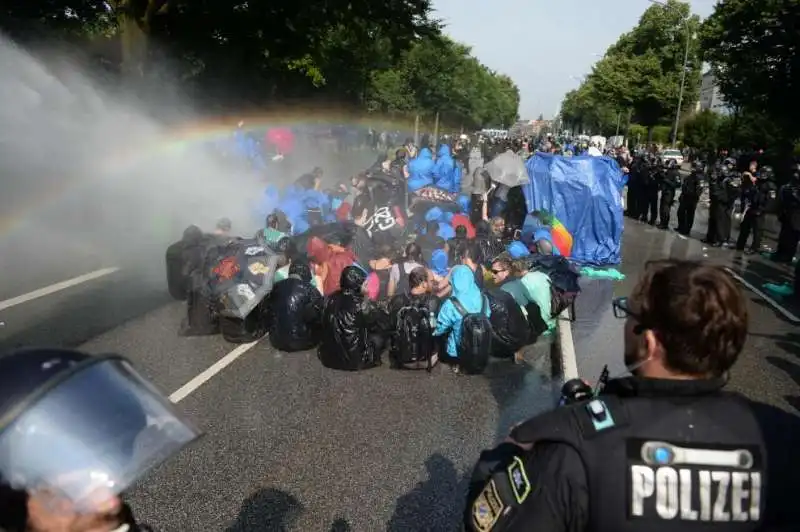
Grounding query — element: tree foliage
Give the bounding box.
[0,0,519,128]
[561,0,702,135]
[701,0,800,149]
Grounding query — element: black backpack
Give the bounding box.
[451,296,492,375]
[392,305,437,370]
[529,255,581,321]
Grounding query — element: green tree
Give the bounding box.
[565,0,702,140]
[701,0,800,168]
[682,110,720,153]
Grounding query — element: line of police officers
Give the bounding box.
[623,154,800,261]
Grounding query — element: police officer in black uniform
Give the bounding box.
[464,260,800,532]
[676,161,705,236]
[773,163,800,263]
[736,166,776,254]
[641,155,661,225]
[626,156,644,219]
[657,159,681,230]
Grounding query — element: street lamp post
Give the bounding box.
[649,0,691,147]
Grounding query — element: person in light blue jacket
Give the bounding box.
[433,144,460,193]
[434,265,491,360]
[407,147,435,192]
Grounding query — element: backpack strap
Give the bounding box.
[451,297,469,317]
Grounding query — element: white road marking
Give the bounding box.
[724,267,800,323]
[0,267,120,311]
[557,310,579,380]
[169,341,260,403]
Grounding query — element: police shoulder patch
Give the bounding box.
[472,478,505,532]
[507,456,531,503]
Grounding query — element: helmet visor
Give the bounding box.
[0,357,199,511]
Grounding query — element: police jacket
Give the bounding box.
[681,171,705,199]
[267,274,323,352]
[741,180,776,215]
[465,376,800,532]
[660,168,681,192]
[778,180,800,230]
[318,266,382,371]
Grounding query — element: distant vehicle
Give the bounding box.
[661,149,684,165]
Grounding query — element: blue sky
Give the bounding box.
[432,0,717,120]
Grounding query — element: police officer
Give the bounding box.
[464,260,800,532]
[773,163,800,263]
[657,159,681,230]
[0,347,197,531]
[676,161,705,236]
[736,165,776,253]
[640,155,660,225]
[705,161,739,247]
[626,156,644,219]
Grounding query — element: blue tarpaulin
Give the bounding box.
[522,154,625,265]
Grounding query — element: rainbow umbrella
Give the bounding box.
[538,210,573,257]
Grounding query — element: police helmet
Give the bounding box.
[0,348,199,511]
[760,165,774,180]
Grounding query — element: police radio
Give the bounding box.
[558,365,610,406]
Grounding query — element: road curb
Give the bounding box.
[551,309,579,380]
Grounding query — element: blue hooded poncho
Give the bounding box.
[407,147,434,192]
[434,265,491,357]
[433,144,460,193]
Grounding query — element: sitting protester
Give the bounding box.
[429,248,452,298]
[262,213,287,248]
[268,261,323,352]
[449,225,469,264]
[166,224,207,300]
[388,242,425,297]
[490,254,548,341]
[434,265,492,374]
[459,241,487,290]
[485,287,531,363]
[318,266,385,371]
[416,220,446,264]
[474,219,504,265]
[388,267,441,369]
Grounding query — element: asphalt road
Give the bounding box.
[2,188,800,531]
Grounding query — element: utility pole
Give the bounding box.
[414,114,420,147]
[672,22,691,147]
[614,111,622,137]
[433,112,440,147]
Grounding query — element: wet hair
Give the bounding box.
[491,255,513,273]
[461,241,481,263]
[631,260,748,377]
[266,213,279,229]
[454,225,467,239]
[404,242,423,264]
[408,267,429,290]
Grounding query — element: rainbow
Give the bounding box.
[0,109,421,239]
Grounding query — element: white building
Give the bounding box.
[697,71,730,114]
